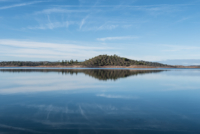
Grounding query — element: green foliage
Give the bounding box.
[81,55,169,67]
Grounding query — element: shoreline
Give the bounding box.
[0,65,200,69]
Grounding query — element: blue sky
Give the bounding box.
[0,0,200,65]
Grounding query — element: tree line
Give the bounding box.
[0,60,80,66]
[0,55,172,67]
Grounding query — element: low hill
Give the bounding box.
[82,55,170,67]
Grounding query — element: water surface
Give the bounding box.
[0,68,200,134]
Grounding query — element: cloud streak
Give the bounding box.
[79,16,89,29]
[0,1,43,10]
[28,21,73,30]
[97,36,139,41]
[0,39,115,60]
[34,8,89,15]
[163,45,200,52]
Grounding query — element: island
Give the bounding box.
[0,54,199,68]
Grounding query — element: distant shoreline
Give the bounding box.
[0,65,200,68]
[2,55,199,68]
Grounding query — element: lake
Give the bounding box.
[0,68,200,134]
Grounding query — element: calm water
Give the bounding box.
[0,68,200,134]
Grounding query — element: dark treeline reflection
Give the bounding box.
[0,69,164,80]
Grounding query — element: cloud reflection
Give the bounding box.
[96,94,139,99]
[0,69,164,94]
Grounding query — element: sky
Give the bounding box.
[0,0,200,65]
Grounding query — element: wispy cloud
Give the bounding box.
[79,16,89,29]
[80,24,119,31]
[97,24,118,30]
[28,13,76,30]
[163,45,200,52]
[79,19,85,29]
[0,39,109,50]
[126,4,187,16]
[0,1,43,10]
[28,21,73,30]
[0,0,15,2]
[176,17,191,23]
[97,36,139,41]
[0,39,115,60]
[34,8,88,15]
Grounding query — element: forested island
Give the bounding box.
[0,54,198,68]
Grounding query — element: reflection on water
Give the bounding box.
[0,68,200,134]
[0,69,164,80]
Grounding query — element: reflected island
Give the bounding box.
[0,69,164,81]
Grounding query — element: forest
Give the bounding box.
[0,54,171,67]
[82,55,170,67]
